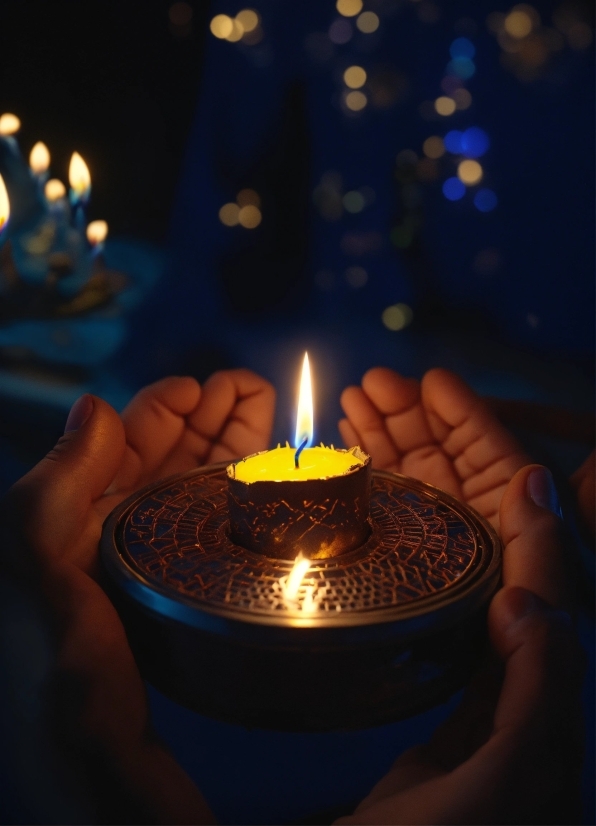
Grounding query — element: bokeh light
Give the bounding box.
[44,179,66,201]
[473,188,498,211]
[237,188,260,207]
[86,219,108,245]
[336,0,363,18]
[442,177,466,200]
[343,65,367,89]
[0,113,21,135]
[29,141,50,173]
[169,2,193,26]
[434,96,456,116]
[449,37,476,59]
[422,136,445,159]
[329,19,352,44]
[453,88,472,110]
[343,190,365,212]
[210,14,233,39]
[225,19,244,42]
[356,12,379,34]
[236,9,259,33]
[461,127,490,157]
[444,130,463,154]
[457,159,483,185]
[345,90,367,111]
[382,303,413,331]
[238,204,262,228]
[504,9,533,39]
[345,265,368,288]
[219,203,240,226]
[446,57,476,79]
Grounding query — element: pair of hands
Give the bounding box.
[2,367,585,823]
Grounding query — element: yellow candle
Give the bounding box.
[233,444,365,483]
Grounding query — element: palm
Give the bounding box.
[339,367,530,529]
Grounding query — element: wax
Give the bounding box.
[232,445,364,483]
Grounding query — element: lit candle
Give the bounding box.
[0,173,10,243]
[86,219,108,258]
[68,151,91,229]
[227,353,372,559]
[0,113,21,137]
[29,141,50,184]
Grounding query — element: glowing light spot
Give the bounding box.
[238,204,262,228]
[434,96,456,116]
[453,88,472,110]
[473,188,498,211]
[0,113,20,136]
[442,177,466,200]
[444,130,464,154]
[356,11,379,33]
[343,190,365,212]
[382,303,413,331]
[504,10,533,39]
[29,142,50,174]
[422,135,444,159]
[210,14,233,38]
[86,219,108,245]
[219,203,240,226]
[237,188,260,207]
[44,179,66,201]
[461,127,490,157]
[236,9,259,32]
[336,0,363,18]
[345,90,367,111]
[441,75,462,95]
[345,266,368,288]
[450,37,476,58]
[225,18,244,42]
[567,23,592,50]
[68,152,91,198]
[0,174,10,230]
[169,2,193,26]
[284,554,311,601]
[343,65,367,89]
[446,57,476,79]
[329,18,352,44]
[458,159,483,185]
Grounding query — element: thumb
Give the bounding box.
[4,394,126,574]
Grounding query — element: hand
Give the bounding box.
[336,465,584,825]
[339,367,530,530]
[1,369,274,823]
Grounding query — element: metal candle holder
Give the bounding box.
[101,463,501,732]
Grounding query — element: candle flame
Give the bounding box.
[44,178,66,201]
[68,152,91,197]
[30,141,50,174]
[0,174,10,230]
[295,352,314,448]
[284,554,311,601]
[0,113,21,136]
[86,219,108,245]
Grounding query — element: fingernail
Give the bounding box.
[64,394,93,433]
[527,466,562,517]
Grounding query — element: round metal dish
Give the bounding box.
[100,463,501,731]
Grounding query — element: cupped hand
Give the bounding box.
[336,465,584,825]
[340,367,530,530]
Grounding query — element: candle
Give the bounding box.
[86,219,108,258]
[68,151,91,229]
[0,173,10,242]
[227,353,372,559]
[29,141,50,183]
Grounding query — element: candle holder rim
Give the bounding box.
[226,444,371,482]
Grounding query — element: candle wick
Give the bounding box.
[294,438,308,469]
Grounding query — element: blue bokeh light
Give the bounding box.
[446,57,475,79]
[473,188,498,212]
[461,127,490,157]
[442,177,466,201]
[450,37,476,60]
[444,130,464,154]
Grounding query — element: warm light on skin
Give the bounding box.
[0,113,21,136]
[434,96,456,116]
[336,0,363,17]
[29,141,51,174]
[69,152,91,197]
[210,14,233,38]
[86,219,108,245]
[44,178,66,201]
[345,90,367,111]
[0,174,10,230]
[284,554,311,601]
[236,9,259,32]
[295,352,314,448]
[343,65,367,88]
[458,159,483,185]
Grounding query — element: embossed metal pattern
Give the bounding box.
[111,465,492,625]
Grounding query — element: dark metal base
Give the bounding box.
[101,464,501,731]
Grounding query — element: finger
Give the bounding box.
[499,464,571,611]
[5,395,125,573]
[114,376,201,491]
[361,368,433,453]
[186,369,275,464]
[338,417,360,449]
[339,385,401,471]
[421,369,529,526]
